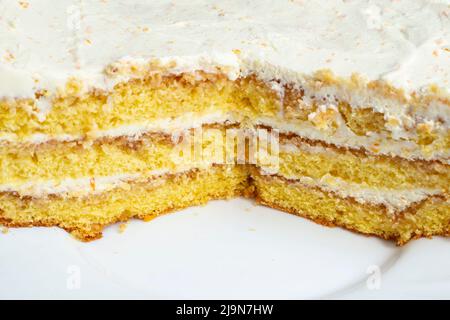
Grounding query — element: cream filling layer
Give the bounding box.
[258,166,442,214]
[4,164,442,212]
[0,111,237,145]
[3,173,143,199]
[256,116,450,164]
[0,110,447,164]
[0,164,220,199]
[273,142,445,213]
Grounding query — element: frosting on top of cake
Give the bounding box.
[0,0,449,98]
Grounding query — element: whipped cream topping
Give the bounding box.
[0,0,449,99]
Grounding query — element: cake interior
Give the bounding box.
[0,72,448,245]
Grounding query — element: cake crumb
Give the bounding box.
[89,177,96,191]
[118,223,128,234]
[2,227,9,234]
[3,51,15,63]
[143,214,156,222]
[18,1,29,9]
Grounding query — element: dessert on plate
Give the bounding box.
[0,0,448,244]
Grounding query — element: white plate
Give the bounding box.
[1,198,449,299]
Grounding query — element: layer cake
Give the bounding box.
[0,0,449,244]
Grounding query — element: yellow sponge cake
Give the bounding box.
[0,0,448,244]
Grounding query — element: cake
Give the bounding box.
[0,0,448,244]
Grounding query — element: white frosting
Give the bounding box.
[1,0,449,97]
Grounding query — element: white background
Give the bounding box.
[1,198,449,299]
